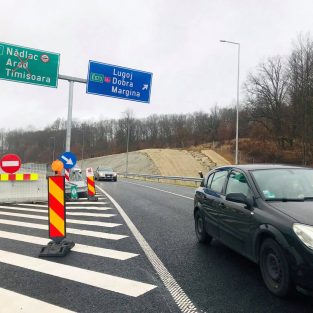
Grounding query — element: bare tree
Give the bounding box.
[289,34,313,164]
[244,56,290,146]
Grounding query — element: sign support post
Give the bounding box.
[66,80,74,152]
[58,75,87,155]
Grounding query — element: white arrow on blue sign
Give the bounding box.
[86,61,152,103]
[58,151,77,169]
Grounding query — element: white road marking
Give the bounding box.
[0,250,156,297]
[17,201,109,208]
[97,186,198,313]
[0,230,138,260]
[0,211,121,228]
[0,206,115,217]
[79,197,107,200]
[17,203,112,210]
[67,201,108,205]
[67,212,115,217]
[124,181,194,200]
[66,206,113,210]
[17,203,47,208]
[0,219,126,240]
[0,287,75,313]
[0,205,47,213]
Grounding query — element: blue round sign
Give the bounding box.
[58,151,77,169]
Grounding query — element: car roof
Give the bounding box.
[215,164,307,172]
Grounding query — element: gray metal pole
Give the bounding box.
[81,128,85,171]
[220,40,240,164]
[65,80,74,152]
[58,74,86,154]
[235,44,240,165]
[126,117,130,177]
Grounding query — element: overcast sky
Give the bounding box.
[1,0,313,130]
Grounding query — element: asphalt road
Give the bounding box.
[98,178,313,313]
[0,178,313,313]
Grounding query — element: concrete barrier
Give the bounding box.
[0,163,48,203]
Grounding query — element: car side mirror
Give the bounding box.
[198,171,203,178]
[226,193,254,209]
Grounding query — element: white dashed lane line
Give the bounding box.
[122,180,194,200]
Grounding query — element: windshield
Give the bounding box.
[70,171,83,182]
[98,167,113,172]
[251,168,313,200]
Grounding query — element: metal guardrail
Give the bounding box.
[118,172,202,186]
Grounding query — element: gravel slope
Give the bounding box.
[77,148,225,176]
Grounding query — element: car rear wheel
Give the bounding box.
[259,238,292,297]
[195,210,212,244]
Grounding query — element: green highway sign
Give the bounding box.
[0,42,60,88]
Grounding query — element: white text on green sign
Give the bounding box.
[0,42,60,88]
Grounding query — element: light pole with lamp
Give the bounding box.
[220,40,240,164]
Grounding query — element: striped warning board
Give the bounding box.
[0,173,38,181]
[48,176,66,240]
[87,176,96,197]
[64,169,70,182]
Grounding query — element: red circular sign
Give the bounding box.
[0,154,21,173]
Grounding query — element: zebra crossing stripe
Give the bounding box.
[67,201,108,205]
[0,211,121,228]
[67,212,116,217]
[0,287,75,313]
[17,203,47,208]
[0,250,156,297]
[0,230,138,260]
[16,204,113,211]
[0,206,115,217]
[66,206,113,211]
[0,219,127,240]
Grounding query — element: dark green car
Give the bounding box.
[194,164,313,297]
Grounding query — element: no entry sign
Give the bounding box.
[0,154,21,173]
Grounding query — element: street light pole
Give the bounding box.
[220,40,240,164]
[126,116,130,177]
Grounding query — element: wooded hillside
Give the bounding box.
[2,34,313,165]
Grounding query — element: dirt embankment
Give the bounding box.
[77,148,230,177]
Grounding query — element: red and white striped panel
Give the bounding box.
[64,169,70,182]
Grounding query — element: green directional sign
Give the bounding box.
[0,42,60,88]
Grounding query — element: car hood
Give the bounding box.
[268,201,313,225]
[99,171,115,175]
[65,181,87,189]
